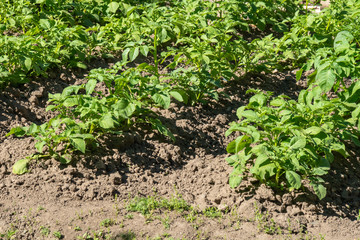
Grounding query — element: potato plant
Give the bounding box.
[6,53,224,173]
[223,0,360,199]
[225,87,360,199]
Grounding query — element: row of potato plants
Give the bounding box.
[225,0,360,199]
[0,0,301,86]
[0,0,105,85]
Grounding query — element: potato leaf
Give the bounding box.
[129,47,139,62]
[296,68,303,81]
[108,2,120,13]
[99,114,115,129]
[316,68,336,93]
[63,97,79,107]
[285,170,301,190]
[241,110,258,121]
[85,79,97,95]
[6,127,26,137]
[140,45,149,57]
[35,141,46,153]
[12,159,30,175]
[289,136,306,150]
[149,118,175,141]
[170,89,188,104]
[303,126,322,135]
[59,154,72,164]
[39,19,51,30]
[24,58,32,71]
[249,94,267,107]
[310,182,326,200]
[152,93,170,109]
[229,169,243,188]
[71,138,86,154]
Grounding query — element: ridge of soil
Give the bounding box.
[1,64,360,239]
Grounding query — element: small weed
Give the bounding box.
[100,218,115,228]
[119,220,124,228]
[264,219,282,235]
[78,230,111,240]
[127,195,190,216]
[151,233,172,239]
[195,230,208,240]
[162,233,171,238]
[77,211,84,220]
[127,196,158,215]
[185,208,198,223]
[234,220,241,230]
[116,230,136,240]
[77,232,91,240]
[163,194,190,212]
[0,227,18,240]
[145,214,154,224]
[114,194,121,216]
[74,226,82,231]
[160,214,171,229]
[203,207,222,219]
[37,206,45,211]
[287,218,293,234]
[53,231,63,239]
[318,233,326,240]
[254,203,282,235]
[40,226,50,236]
[125,214,134,219]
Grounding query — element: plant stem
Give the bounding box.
[153,28,159,79]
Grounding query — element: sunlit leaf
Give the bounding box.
[152,93,170,109]
[99,114,115,129]
[71,138,86,154]
[316,68,336,93]
[108,2,120,13]
[285,170,301,189]
[12,159,30,175]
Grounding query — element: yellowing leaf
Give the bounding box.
[108,2,120,13]
[24,58,32,71]
[39,19,51,29]
[13,159,30,175]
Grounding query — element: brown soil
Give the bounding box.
[1,64,360,240]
